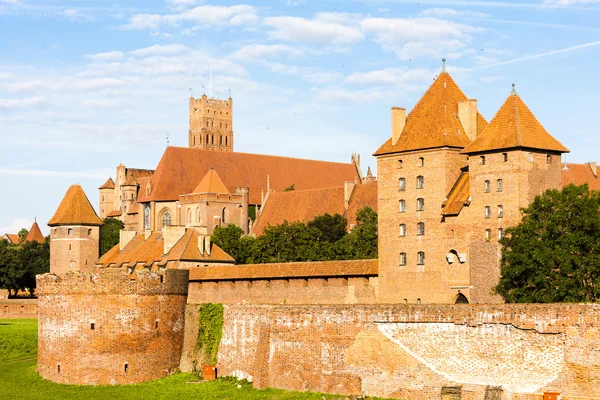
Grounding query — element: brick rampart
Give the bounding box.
[37,268,189,385]
[0,299,38,319]
[202,303,600,400]
[187,259,378,305]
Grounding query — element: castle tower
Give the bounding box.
[374,68,488,304]
[98,177,115,220]
[189,94,233,152]
[48,185,103,274]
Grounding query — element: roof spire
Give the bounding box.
[442,58,447,73]
[511,83,517,96]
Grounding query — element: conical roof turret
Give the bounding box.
[192,168,229,194]
[24,221,45,243]
[48,185,103,227]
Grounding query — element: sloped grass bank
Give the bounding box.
[0,319,389,400]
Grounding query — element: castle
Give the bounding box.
[35,65,600,398]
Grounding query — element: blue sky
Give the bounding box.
[1,0,600,235]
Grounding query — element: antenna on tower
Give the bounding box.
[166,132,170,146]
[209,66,212,98]
[189,87,193,98]
[229,88,231,98]
[201,85,205,95]
[442,58,447,73]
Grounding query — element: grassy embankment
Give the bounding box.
[0,319,388,400]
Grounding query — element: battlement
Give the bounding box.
[36,268,189,296]
[189,95,232,110]
[179,192,246,203]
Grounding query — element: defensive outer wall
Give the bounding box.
[37,268,189,385]
[180,303,600,400]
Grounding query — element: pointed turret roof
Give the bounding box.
[192,168,229,194]
[24,221,45,243]
[462,90,569,154]
[48,185,103,227]
[98,177,115,190]
[374,72,488,156]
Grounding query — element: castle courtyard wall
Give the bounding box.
[193,303,600,400]
[0,299,37,318]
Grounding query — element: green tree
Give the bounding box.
[496,184,600,303]
[100,217,124,256]
[339,206,378,260]
[307,213,347,243]
[17,228,28,243]
[211,224,255,264]
[0,240,20,296]
[250,221,322,263]
[17,237,50,295]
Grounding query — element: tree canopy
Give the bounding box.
[211,207,378,264]
[100,217,124,256]
[0,236,49,296]
[496,184,600,303]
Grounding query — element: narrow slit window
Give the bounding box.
[485,229,491,240]
[485,180,490,193]
[485,206,491,219]
[124,363,129,373]
[497,179,503,192]
[480,156,486,165]
[503,153,508,162]
[91,323,95,330]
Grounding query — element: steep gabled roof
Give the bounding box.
[98,178,115,190]
[24,222,45,243]
[251,187,346,236]
[48,185,103,227]
[165,228,234,263]
[346,183,378,226]
[462,92,569,154]
[2,234,20,244]
[374,72,487,156]
[192,168,229,194]
[137,146,359,204]
[442,171,470,216]
[562,163,600,191]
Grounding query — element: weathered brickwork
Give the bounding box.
[37,268,189,385]
[0,299,37,318]
[189,95,233,152]
[210,304,600,400]
[49,225,100,274]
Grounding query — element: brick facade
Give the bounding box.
[49,225,100,275]
[189,95,233,152]
[0,299,37,318]
[204,303,600,399]
[37,268,189,385]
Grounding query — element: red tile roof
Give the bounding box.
[193,168,229,194]
[48,185,103,227]
[346,183,378,226]
[463,93,569,154]
[98,178,115,190]
[374,72,488,156]
[107,210,122,217]
[97,229,233,268]
[2,234,20,244]
[252,187,346,236]
[188,259,378,281]
[442,171,470,216]
[137,146,359,204]
[24,222,45,243]
[562,163,600,191]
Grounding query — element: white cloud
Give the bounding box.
[85,51,125,62]
[0,218,31,235]
[0,96,44,109]
[265,14,364,45]
[121,5,258,30]
[344,68,432,86]
[230,44,304,62]
[361,17,483,59]
[542,0,600,6]
[61,8,95,21]
[419,8,489,18]
[129,44,189,57]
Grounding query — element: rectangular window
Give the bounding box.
[399,224,406,236]
[399,252,407,266]
[497,179,503,192]
[417,176,424,189]
[399,200,406,212]
[418,157,424,167]
[485,180,490,193]
[398,160,403,168]
[485,206,491,219]
[417,251,425,265]
[417,198,424,211]
[498,205,504,218]
[529,152,534,162]
[480,156,486,165]
[498,228,504,240]
[503,153,508,162]
[399,178,406,191]
[485,229,491,240]
[547,154,552,164]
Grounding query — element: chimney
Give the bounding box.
[344,181,356,210]
[391,107,406,146]
[163,226,186,255]
[589,162,598,178]
[458,99,478,142]
[119,230,136,251]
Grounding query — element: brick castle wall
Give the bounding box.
[204,303,600,400]
[0,299,37,318]
[37,268,189,385]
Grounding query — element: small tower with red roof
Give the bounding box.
[48,184,103,274]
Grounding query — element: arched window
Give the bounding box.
[497,179,503,192]
[211,134,214,144]
[87,229,92,236]
[225,123,228,129]
[196,207,202,224]
[399,224,406,236]
[68,228,73,236]
[399,178,406,191]
[219,136,223,145]
[220,122,223,128]
[206,134,209,144]
[485,206,491,218]
[193,136,196,146]
[484,180,490,193]
[144,206,150,230]
[417,222,424,236]
[455,292,469,304]
[206,121,209,127]
[399,252,407,266]
[399,200,406,212]
[161,210,172,228]
[417,251,425,265]
[225,136,228,146]
[417,198,424,211]
[417,175,424,189]
[498,205,503,218]
[221,208,227,224]
[187,209,192,224]
[418,157,424,167]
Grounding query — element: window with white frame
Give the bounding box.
[497,179,503,192]
[399,224,406,236]
[417,251,425,265]
[417,222,425,236]
[399,178,406,191]
[417,175,424,189]
[498,205,504,218]
[485,180,490,193]
[485,229,491,240]
[417,198,424,211]
[399,252,407,266]
[498,228,504,240]
[485,206,491,218]
[399,200,406,212]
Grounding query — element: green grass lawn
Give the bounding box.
[0,319,388,400]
